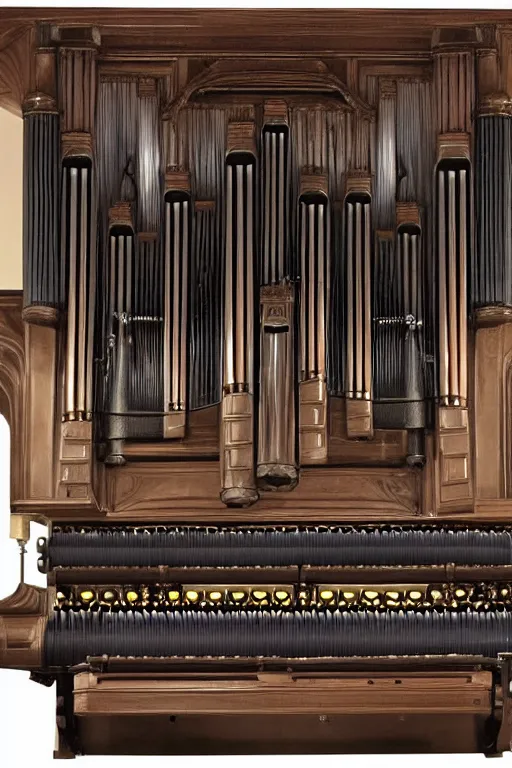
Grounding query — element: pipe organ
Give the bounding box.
[4,8,512,758]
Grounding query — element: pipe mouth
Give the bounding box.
[220,487,259,508]
[104,453,126,467]
[257,464,298,492]
[406,454,425,469]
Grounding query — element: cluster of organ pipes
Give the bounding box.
[435,138,470,408]
[104,203,134,464]
[18,80,480,503]
[373,205,426,465]
[62,138,96,423]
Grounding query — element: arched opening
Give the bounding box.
[0,414,46,593]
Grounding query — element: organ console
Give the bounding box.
[4,6,512,758]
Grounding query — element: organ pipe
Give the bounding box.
[62,133,96,422]
[373,204,425,465]
[298,171,330,463]
[258,284,297,490]
[397,204,425,465]
[163,170,191,439]
[221,122,258,506]
[104,203,134,465]
[435,134,470,407]
[343,173,373,438]
[261,100,290,283]
[22,95,61,319]
[190,201,222,410]
[257,102,297,490]
[128,234,164,439]
[474,93,512,320]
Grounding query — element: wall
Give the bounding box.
[0,107,22,290]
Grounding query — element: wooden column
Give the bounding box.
[474,34,512,499]
[21,41,60,505]
[55,26,99,501]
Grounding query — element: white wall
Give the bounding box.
[0,108,22,289]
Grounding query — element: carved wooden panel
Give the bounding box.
[57,420,94,501]
[0,294,25,503]
[24,322,56,500]
[435,406,473,512]
[329,397,406,464]
[475,324,505,498]
[106,462,420,520]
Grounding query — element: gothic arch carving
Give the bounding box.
[162,58,375,122]
[0,294,25,502]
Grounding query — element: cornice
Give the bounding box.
[0,11,511,113]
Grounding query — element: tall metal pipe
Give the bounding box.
[397,204,426,466]
[257,102,297,490]
[435,134,470,407]
[163,170,191,439]
[474,94,512,319]
[221,122,258,506]
[61,133,96,422]
[22,92,61,318]
[343,173,373,438]
[104,202,134,466]
[257,284,296,490]
[298,171,330,463]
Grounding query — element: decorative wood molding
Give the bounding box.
[437,131,471,162]
[478,91,512,117]
[0,23,33,115]
[299,378,328,464]
[474,323,512,499]
[300,171,328,197]
[162,59,374,122]
[22,90,57,116]
[0,294,25,504]
[137,76,157,98]
[345,398,374,440]
[57,420,94,502]
[329,397,406,465]
[226,121,256,155]
[434,406,473,512]
[73,668,492,717]
[24,322,56,502]
[396,202,421,229]
[0,582,46,615]
[263,98,288,125]
[0,11,510,116]
[164,168,190,193]
[475,306,512,328]
[21,304,59,328]
[345,171,372,197]
[61,130,93,159]
[106,463,420,519]
[0,583,47,669]
[220,393,258,508]
[108,202,133,230]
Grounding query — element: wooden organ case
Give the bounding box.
[5,7,512,758]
